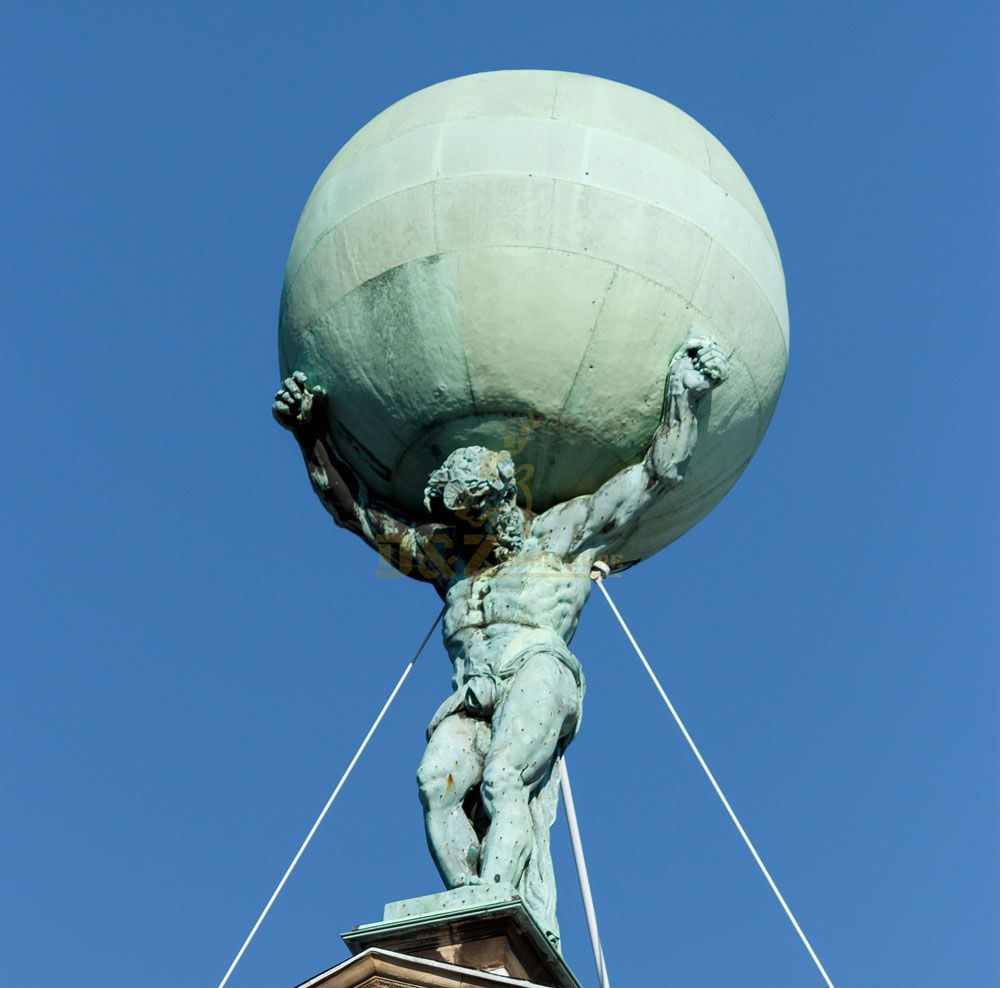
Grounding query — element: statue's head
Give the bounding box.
[424,446,517,524]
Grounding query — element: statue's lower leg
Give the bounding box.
[417,715,484,887]
[479,764,532,886]
[477,654,578,891]
[422,796,480,886]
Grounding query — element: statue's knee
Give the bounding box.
[417,758,465,807]
[416,759,444,801]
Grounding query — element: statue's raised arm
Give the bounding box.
[273,372,451,586]
[531,336,730,563]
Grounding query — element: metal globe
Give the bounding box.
[279,70,788,562]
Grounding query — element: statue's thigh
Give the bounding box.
[419,713,484,792]
[489,655,579,789]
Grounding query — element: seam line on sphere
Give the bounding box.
[545,177,557,246]
[285,178,787,359]
[290,240,785,410]
[456,242,478,417]
[289,121,782,304]
[431,169,441,252]
[307,115,775,256]
[701,127,780,257]
[553,267,618,432]
[688,221,715,313]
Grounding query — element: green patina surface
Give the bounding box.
[278,69,789,564]
[381,882,520,923]
[274,338,728,945]
[274,67,787,955]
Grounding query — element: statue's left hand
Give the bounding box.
[669,337,730,396]
[273,371,326,434]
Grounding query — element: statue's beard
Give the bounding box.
[456,498,524,562]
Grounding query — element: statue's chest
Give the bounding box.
[446,571,502,628]
[446,554,582,627]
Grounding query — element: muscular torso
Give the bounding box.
[440,518,595,680]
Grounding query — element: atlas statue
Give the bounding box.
[273,336,729,943]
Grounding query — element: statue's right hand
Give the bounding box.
[273,371,326,433]
[665,336,730,400]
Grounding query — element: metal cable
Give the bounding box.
[560,758,612,988]
[216,606,445,988]
[594,575,836,988]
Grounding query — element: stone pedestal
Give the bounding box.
[295,887,582,988]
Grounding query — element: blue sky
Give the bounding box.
[2,3,997,986]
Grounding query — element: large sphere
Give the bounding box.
[279,70,788,563]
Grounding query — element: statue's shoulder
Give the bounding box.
[527,496,588,546]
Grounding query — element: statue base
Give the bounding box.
[296,887,582,988]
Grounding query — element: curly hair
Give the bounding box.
[423,446,517,513]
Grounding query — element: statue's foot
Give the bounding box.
[453,873,508,888]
